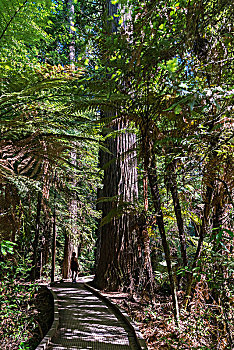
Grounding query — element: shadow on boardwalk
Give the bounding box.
[48,279,140,350]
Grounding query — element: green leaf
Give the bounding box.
[166,58,178,72]
[174,105,181,114]
[1,241,16,256]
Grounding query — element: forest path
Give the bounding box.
[47,278,141,350]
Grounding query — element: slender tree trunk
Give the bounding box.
[43,209,51,266]
[62,232,72,279]
[141,127,180,326]
[137,213,156,299]
[32,191,42,280]
[137,163,155,295]
[143,172,149,211]
[167,161,188,268]
[51,175,57,283]
[40,162,51,277]
[183,109,228,308]
[51,199,56,283]
[147,157,180,326]
[184,182,214,308]
[68,0,75,63]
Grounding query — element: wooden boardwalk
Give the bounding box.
[37,277,146,350]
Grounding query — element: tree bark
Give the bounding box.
[184,182,214,309]
[94,1,139,292]
[61,0,78,280]
[147,155,180,326]
[68,0,75,63]
[141,125,180,326]
[41,206,51,272]
[167,161,188,268]
[137,213,156,299]
[62,232,73,279]
[51,174,57,283]
[94,116,138,291]
[32,191,42,280]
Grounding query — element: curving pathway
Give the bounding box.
[39,277,145,350]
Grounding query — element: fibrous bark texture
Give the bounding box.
[95,117,138,291]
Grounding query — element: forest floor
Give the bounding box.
[0,283,54,350]
[101,289,185,350]
[29,281,233,350]
[2,279,231,350]
[101,287,232,350]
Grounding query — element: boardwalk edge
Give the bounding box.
[35,285,59,350]
[84,282,148,350]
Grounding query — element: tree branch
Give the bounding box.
[0,0,28,42]
[215,177,234,208]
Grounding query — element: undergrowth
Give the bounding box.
[105,278,233,350]
[0,277,38,350]
[0,241,48,350]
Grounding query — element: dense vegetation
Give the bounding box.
[0,0,233,349]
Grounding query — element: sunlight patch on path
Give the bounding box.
[48,280,139,350]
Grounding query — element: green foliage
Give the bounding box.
[88,1,233,346]
[201,228,233,296]
[0,240,16,256]
[0,240,38,349]
[0,0,53,45]
[34,0,102,65]
[0,279,37,349]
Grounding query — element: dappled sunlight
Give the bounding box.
[49,282,135,349]
[61,327,129,344]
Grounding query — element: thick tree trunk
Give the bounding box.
[94,2,139,292]
[94,117,138,291]
[61,0,78,280]
[1,184,20,243]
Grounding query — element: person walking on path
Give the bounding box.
[70,252,79,283]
